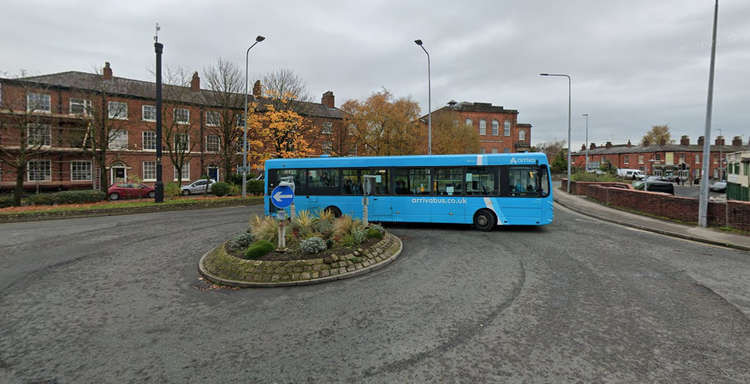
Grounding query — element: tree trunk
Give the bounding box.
[13,163,24,206]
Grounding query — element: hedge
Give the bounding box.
[26,190,107,205]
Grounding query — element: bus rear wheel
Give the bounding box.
[324,206,342,218]
[473,209,496,231]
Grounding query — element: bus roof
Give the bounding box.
[265,153,549,169]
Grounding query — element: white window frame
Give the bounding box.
[205,111,220,127]
[175,133,190,152]
[322,141,333,154]
[69,98,91,116]
[109,129,129,150]
[695,155,700,164]
[503,120,511,136]
[465,118,472,127]
[321,122,333,135]
[27,93,51,113]
[206,135,220,153]
[174,162,190,181]
[27,124,51,147]
[142,131,157,151]
[479,120,487,136]
[624,155,629,165]
[142,161,156,181]
[70,160,92,181]
[142,105,156,122]
[27,159,51,182]
[491,120,499,136]
[108,101,128,120]
[519,129,526,142]
[174,108,190,125]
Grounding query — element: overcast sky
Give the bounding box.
[1,0,748,149]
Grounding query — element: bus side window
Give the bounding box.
[342,169,361,195]
[506,166,541,197]
[466,167,496,196]
[393,169,410,195]
[362,169,389,195]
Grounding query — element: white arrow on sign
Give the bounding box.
[273,191,293,202]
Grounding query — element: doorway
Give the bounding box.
[111,166,127,185]
[208,166,219,182]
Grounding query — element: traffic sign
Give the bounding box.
[270,185,294,209]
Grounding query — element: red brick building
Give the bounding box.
[422,101,532,154]
[0,63,345,191]
[571,135,747,181]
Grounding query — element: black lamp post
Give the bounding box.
[154,26,164,203]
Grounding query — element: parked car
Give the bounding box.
[617,168,645,180]
[645,180,675,195]
[181,179,216,195]
[710,181,727,193]
[107,183,155,200]
[632,180,645,190]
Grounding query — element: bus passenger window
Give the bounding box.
[307,169,340,194]
[362,169,389,195]
[466,167,496,196]
[342,169,361,195]
[393,169,410,195]
[408,168,431,195]
[436,168,464,196]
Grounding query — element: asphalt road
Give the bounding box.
[1,206,750,383]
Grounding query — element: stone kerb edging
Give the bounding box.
[198,233,403,288]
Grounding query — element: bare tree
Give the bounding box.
[0,78,54,205]
[162,68,198,186]
[202,58,245,181]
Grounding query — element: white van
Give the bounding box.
[617,168,644,180]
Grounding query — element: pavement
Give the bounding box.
[554,187,750,251]
[2,205,750,382]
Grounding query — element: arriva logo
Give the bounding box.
[510,157,536,165]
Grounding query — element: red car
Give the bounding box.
[107,183,155,200]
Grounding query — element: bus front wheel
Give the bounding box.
[473,209,496,231]
[324,206,342,218]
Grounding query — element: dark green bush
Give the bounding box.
[26,190,106,205]
[247,180,264,195]
[226,233,255,253]
[0,195,14,208]
[164,182,181,198]
[367,228,384,239]
[243,240,274,259]
[211,182,231,196]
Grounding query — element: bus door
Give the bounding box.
[500,166,544,225]
[363,169,392,221]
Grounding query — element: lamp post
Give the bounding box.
[582,113,589,172]
[154,23,164,203]
[414,39,431,155]
[540,73,572,193]
[243,35,265,199]
[699,0,718,228]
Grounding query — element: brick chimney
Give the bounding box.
[590,143,596,150]
[102,62,112,80]
[581,144,586,151]
[715,136,725,146]
[698,136,705,146]
[252,80,262,97]
[605,141,612,149]
[680,135,690,145]
[190,72,200,92]
[321,91,335,108]
[627,139,632,147]
[732,136,742,146]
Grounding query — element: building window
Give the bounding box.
[465,118,472,127]
[108,101,128,120]
[654,153,661,161]
[713,156,718,164]
[322,122,333,135]
[519,129,526,141]
[69,98,91,115]
[27,159,51,181]
[174,108,190,124]
[322,141,333,154]
[109,129,128,150]
[503,120,511,136]
[175,133,190,151]
[492,120,499,136]
[142,105,156,122]
[638,155,644,164]
[27,93,51,113]
[695,155,700,164]
[679,153,685,164]
[503,148,510,153]
[143,161,156,181]
[480,148,485,154]
[624,155,629,165]
[71,160,92,181]
[142,131,156,151]
[206,111,220,126]
[174,162,190,181]
[27,124,51,146]
[491,148,498,154]
[206,135,220,153]
[479,120,487,136]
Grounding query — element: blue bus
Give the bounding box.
[264,153,553,230]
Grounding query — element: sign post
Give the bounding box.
[270,185,294,251]
[362,175,377,226]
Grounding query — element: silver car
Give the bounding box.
[181,179,216,195]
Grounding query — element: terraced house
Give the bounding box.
[0,62,344,192]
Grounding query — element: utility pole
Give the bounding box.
[699,0,719,227]
[582,113,590,171]
[154,23,164,203]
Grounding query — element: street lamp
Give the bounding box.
[540,73,572,193]
[582,113,589,172]
[699,0,718,228]
[243,35,265,199]
[414,39,431,155]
